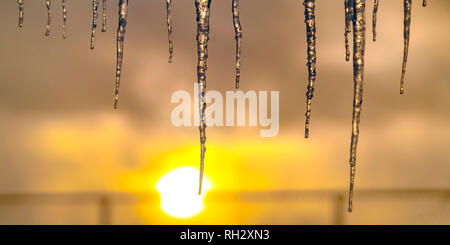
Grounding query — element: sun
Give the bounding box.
[156,167,211,218]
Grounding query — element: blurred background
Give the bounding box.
[0,0,449,224]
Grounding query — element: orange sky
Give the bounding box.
[0,1,449,224]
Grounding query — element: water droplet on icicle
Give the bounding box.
[166,0,174,63]
[195,0,211,195]
[102,0,107,32]
[344,0,353,62]
[303,0,317,139]
[372,0,379,41]
[45,0,51,36]
[90,0,99,49]
[114,0,128,109]
[232,0,242,89]
[348,0,366,213]
[62,0,67,39]
[400,0,412,95]
[17,0,24,28]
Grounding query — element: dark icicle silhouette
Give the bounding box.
[114,0,128,109]
[423,0,427,7]
[195,0,211,195]
[62,0,67,39]
[400,0,411,95]
[232,0,242,89]
[17,0,24,28]
[102,0,107,32]
[348,0,366,213]
[303,0,317,139]
[344,0,353,62]
[372,0,379,41]
[45,0,51,36]
[166,0,174,63]
[90,0,99,49]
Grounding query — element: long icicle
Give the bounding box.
[102,0,107,32]
[372,0,379,41]
[114,0,128,109]
[232,0,242,89]
[45,0,51,36]
[166,0,174,63]
[62,0,67,39]
[348,0,366,213]
[400,0,412,95]
[195,0,211,195]
[17,0,24,28]
[303,0,317,139]
[90,0,99,49]
[344,0,353,62]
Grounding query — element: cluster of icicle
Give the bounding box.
[15,0,428,212]
[16,0,242,196]
[17,0,106,39]
[302,0,427,212]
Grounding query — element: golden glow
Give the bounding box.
[156,167,211,218]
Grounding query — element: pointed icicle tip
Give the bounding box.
[166,0,174,64]
[62,0,67,39]
[17,0,24,28]
[372,0,379,42]
[347,0,366,213]
[344,0,352,62]
[232,0,243,89]
[114,0,128,110]
[400,0,412,95]
[45,0,51,36]
[90,0,99,50]
[303,0,317,139]
[195,0,211,196]
[102,0,107,32]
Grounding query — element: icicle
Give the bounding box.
[344,0,353,62]
[372,0,379,41]
[62,0,67,39]
[45,0,51,36]
[232,0,242,89]
[114,0,128,109]
[423,0,427,7]
[400,0,411,95]
[303,0,317,139]
[348,0,366,213]
[17,0,24,28]
[90,0,99,49]
[166,0,174,63]
[102,0,107,32]
[195,0,211,195]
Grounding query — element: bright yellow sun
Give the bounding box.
[156,167,211,218]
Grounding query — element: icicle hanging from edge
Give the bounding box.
[400,0,412,95]
[344,0,353,62]
[90,0,99,49]
[166,0,174,63]
[114,0,128,109]
[372,0,379,41]
[232,0,242,89]
[303,0,317,139]
[45,0,51,36]
[62,0,67,39]
[195,0,212,195]
[348,0,366,213]
[17,0,24,28]
[102,0,107,32]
